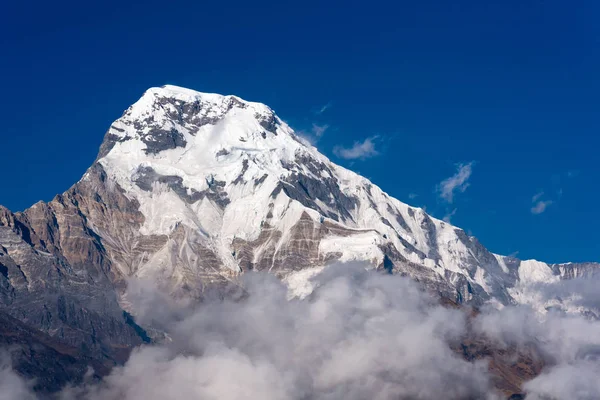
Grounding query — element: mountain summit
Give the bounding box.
[0,85,597,393]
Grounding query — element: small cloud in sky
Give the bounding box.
[531,191,554,215]
[333,136,380,160]
[438,162,474,203]
[443,208,457,223]
[531,200,553,215]
[408,192,418,200]
[296,123,329,145]
[311,123,328,138]
[532,191,544,203]
[316,102,332,115]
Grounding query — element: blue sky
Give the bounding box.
[1,0,598,263]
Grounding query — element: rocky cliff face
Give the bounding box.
[0,85,597,395]
[0,185,147,362]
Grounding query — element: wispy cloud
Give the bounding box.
[296,123,330,145]
[333,136,380,160]
[530,191,553,215]
[408,192,418,200]
[443,208,457,223]
[531,200,553,215]
[532,191,544,203]
[311,123,328,138]
[316,102,332,115]
[438,162,474,203]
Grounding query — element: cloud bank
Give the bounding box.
[2,264,496,400]
[4,264,600,400]
[0,353,36,400]
[475,303,600,400]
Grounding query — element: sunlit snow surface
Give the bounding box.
[96,85,576,310]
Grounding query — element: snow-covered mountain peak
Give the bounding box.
[80,85,600,309]
[92,86,509,295]
[132,84,275,120]
[96,85,320,200]
[97,84,301,161]
[95,86,335,243]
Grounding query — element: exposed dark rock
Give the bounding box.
[134,166,201,203]
[255,112,278,134]
[133,166,230,207]
[224,96,247,111]
[551,262,600,279]
[271,155,359,222]
[395,234,427,260]
[215,148,230,157]
[0,310,113,395]
[443,270,489,305]
[456,327,543,398]
[96,130,132,160]
[420,214,441,262]
[232,159,249,185]
[0,167,147,370]
[142,127,187,155]
[386,204,413,234]
[254,173,268,187]
[155,95,227,134]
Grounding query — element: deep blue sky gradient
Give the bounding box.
[1,0,599,263]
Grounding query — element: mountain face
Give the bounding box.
[0,85,597,394]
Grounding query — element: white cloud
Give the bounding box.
[296,123,329,145]
[311,123,328,138]
[316,102,332,115]
[531,200,553,215]
[438,162,474,203]
[474,287,600,400]
[333,136,380,160]
[0,353,36,400]
[16,264,497,400]
[532,191,544,203]
[9,265,600,399]
[530,190,555,215]
[443,208,457,223]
